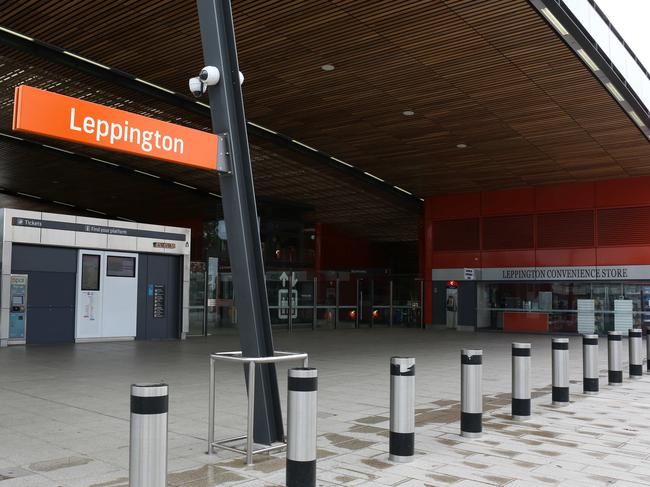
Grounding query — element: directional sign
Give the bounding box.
[12,85,226,171]
[279,272,298,288]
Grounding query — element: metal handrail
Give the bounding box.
[208,350,309,466]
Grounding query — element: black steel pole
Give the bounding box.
[196,0,283,444]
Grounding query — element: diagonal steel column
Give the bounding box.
[196,0,283,445]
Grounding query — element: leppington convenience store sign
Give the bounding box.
[12,85,219,170]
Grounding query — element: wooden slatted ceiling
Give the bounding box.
[0,50,418,241]
[1,2,650,212]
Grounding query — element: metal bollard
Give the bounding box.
[389,357,415,462]
[512,343,531,420]
[582,334,599,394]
[129,383,168,487]
[552,338,569,406]
[461,349,482,438]
[629,328,643,378]
[644,326,650,374]
[286,368,318,487]
[608,331,623,385]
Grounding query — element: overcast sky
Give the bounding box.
[596,0,650,71]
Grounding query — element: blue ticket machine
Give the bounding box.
[9,274,28,339]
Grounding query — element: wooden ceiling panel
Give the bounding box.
[1,0,650,239]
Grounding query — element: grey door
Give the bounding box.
[137,254,181,340]
[12,245,77,344]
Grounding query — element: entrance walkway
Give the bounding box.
[0,330,648,486]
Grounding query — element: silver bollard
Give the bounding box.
[608,331,623,385]
[512,343,531,420]
[629,328,643,378]
[552,338,569,406]
[129,383,168,487]
[582,334,599,394]
[461,349,482,438]
[286,368,317,487]
[389,357,415,463]
[644,326,650,374]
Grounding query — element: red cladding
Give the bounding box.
[535,181,594,211]
[482,215,534,250]
[537,210,594,248]
[433,218,479,250]
[598,207,650,246]
[595,176,650,208]
[481,187,534,215]
[424,176,650,270]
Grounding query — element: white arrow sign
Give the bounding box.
[279,272,298,288]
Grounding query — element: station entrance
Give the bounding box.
[187,265,423,335]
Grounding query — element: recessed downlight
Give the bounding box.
[456,143,468,149]
[320,64,335,71]
[402,110,415,116]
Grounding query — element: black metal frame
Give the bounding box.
[196,0,283,445]
[530,0,650,132]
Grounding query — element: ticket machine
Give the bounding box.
[9,274,28,339]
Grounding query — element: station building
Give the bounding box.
[0,1,649,344]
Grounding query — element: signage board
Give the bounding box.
[13,85,219,170]
[463,268,475,280]
[433,265,650,281]
[12,217,186,241]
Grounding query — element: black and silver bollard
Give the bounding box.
[608,331,623,385]
[552,338,569,406]
[582,334,599,394]
[461,349,482,437]
[629,328,643,378]
[286,368,318,487]
[129,383,168,487]
[512,343,531,420]
[644,326,650,374]
[389,357,415,463]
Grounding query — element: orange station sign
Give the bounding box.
[12,85,220,171]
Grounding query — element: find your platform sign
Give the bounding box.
[12,85,221,171]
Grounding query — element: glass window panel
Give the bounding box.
[81,254,100,291]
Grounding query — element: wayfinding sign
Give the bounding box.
[12,85,221,170]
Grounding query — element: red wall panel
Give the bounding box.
[595,176,650,208]
[535,181,594,211]
[429,192,481,220]
[433,218,480,250]
[535,248,596,267]
[597,246,650,265]
[481,187,535,216]
[482,250,535,267]
[537,210,594,248]
[431,251,481,269]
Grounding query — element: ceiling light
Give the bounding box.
[402,110,415,116]
[576,49,600,72]
[605,82,624,102]
[629,110,646,127]
[320,64,335,71]
[540,7,569,36]
[456,143,468,149]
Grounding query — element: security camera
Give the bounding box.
[188,76,205,98]
[199,66,221,86]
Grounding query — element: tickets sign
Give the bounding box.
[12,85,219,170]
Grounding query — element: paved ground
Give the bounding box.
[0,329,649,486]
